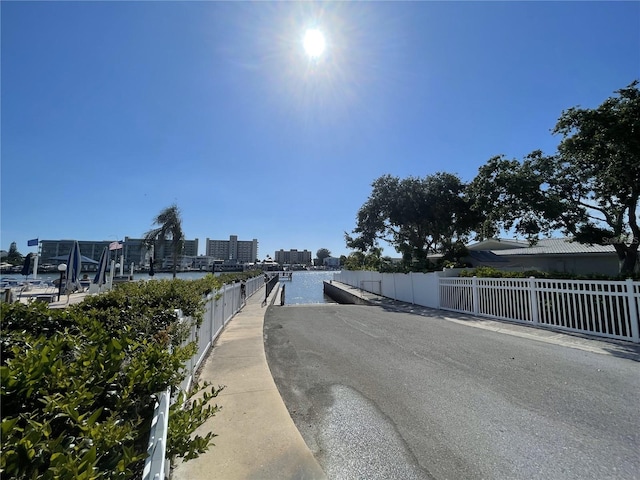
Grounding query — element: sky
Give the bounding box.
[2,1,639,260]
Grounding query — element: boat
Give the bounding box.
[1,277,58,302]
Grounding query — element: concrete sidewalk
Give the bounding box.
[171,286,327,480]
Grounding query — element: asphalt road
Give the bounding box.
[264,304,640,480]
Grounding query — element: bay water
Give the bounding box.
[279,270,337,305]
[11,270,338,305]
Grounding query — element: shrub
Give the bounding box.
[458,266,640,280]
[1,303,164,478]
[0,273,257,479]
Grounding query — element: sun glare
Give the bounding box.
[303,28,326,58]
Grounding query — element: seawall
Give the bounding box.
[323,280,374,305]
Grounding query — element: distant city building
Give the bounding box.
[122,237,148,268]
[323,256,341,268]
[38,237,199,271]
[205,236,258,263]
[180,255,218,271]
[275,249,312,266]
[40,239,111,271]
[138,237,199,269]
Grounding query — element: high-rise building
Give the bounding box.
[205,236,258,263]
[133,237,199,269]
[274,249,312,265]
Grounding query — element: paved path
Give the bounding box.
[171,286,326,480]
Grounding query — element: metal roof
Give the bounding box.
[490,238,616,256]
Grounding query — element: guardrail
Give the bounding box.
[143,276,263,480]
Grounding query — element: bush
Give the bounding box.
[0,274,257,479]
[458,266,640,280]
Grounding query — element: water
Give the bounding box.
[281,270,337,305]
[4,271,212,283]
[5,270,339,305]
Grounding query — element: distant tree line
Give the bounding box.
[345,81,640,275]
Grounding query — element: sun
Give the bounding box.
[303,28,326,58]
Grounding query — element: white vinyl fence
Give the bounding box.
[143,276,263,480]
[334,271,640,344]
[440,277,639,343]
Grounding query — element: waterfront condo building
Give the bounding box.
[38,237,199,271]
[274,249,312,266]
[205,236,258,264]
[40,240,111,269]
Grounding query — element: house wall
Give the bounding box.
[502,254,619,276]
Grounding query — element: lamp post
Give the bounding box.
[57,263,67,301]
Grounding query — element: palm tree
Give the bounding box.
[144,204,185,278]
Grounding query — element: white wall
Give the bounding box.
[335,270,442,308]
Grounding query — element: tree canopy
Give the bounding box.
[6,242,24,266]
[553,81,639,274]
[144,204,185,278]
[316,248,331,262]
[467,151,566,241]
[346,81,639,275]
[346,172,475,270]
[469,81,640,274]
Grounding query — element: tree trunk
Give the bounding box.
[615,243,639,276]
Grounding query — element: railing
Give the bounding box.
[143,276,263,480]
[265,273,279,300]
[334,270,640,343]
[142,387,170,480]
[440,277,639,343]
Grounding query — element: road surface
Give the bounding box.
[264,304,640,480]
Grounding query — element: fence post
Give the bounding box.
[472,276,479,315]
[209,293,215,343]
[626,278,639,343]
[222,285,227,324]
[529,277,539,325]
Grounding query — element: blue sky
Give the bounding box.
[2,1,639,259]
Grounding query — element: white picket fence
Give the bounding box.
[143,276,263,480]
[334,271,640,343]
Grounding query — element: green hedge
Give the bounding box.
[1,272,261,479]
[458,266,640,280]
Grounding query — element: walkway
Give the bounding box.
[171,285,326,480]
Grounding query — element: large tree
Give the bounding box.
[316,248,331,264]
[553,81,639,274]
[144,204,185,278]
[469,81,640,274]
[346,172,475,269]
[6,242,24,266]
[468,151,566,242]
